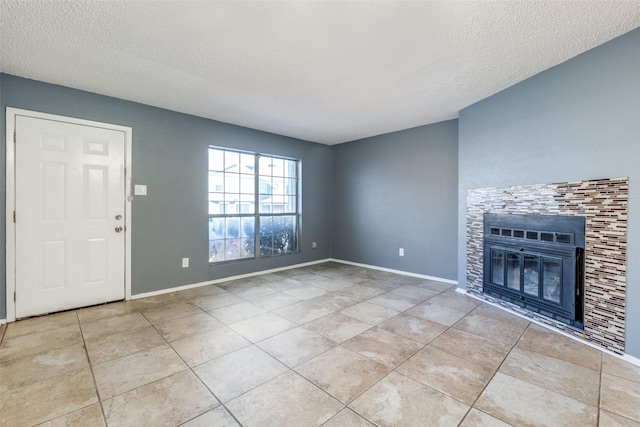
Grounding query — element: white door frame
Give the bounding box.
[5,107,133,322]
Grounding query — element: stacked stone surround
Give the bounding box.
[466,178,628,354]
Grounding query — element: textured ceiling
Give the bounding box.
[1,1,639,145]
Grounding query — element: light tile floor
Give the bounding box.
[1,262,639,426]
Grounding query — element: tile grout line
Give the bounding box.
[144,306,248,427]
[453,318,532,427]
[76,310,110,427]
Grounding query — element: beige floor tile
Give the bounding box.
[76,300,138,323]
[379,314,448,345]
[391,285,439,301]
[0,368,98,426]
[334,284,386,300]
[251,292,300,310]
[141,301,203,324]
[397,346,494,405]
[93,344,187,399]
[133,292,185,309]
[283,285,328,300]
[34,403,105,427]
[603,353,640,383]
[341,302,400,325]
[258,326,336,367]
[429,327,512,370]
[312,278,357,292]
[80,311,150,341]
[296,346,390,404]
[362,279,403,292]
[260,277,308,293]
[417,279,455,292]
[349,371,469,427]
[0,324,82,362]
[0,343,88,394]
[309,293,361,311]
[471,303,526,323]
[601,372,640,422]
[102,370,218,427]
[323,409,375,427]
[304,313,373,343]
[459,408,512,427]
[85,325,165,365]
[154,312,222,342]
[453,312,528,345]
[177,284,225,300]
[170,326,250,366]
[343,327,422,368]
[181,407,240,427]
[600,410,640,427]
[499,346,600,406]
[475,372,597,427]
[190,292,244,311]
[221,282,278,299]
[428,290,483,312]
[225,371,343,427]
[208,301,267,324]
[274,300,335,324]
[4,311,79,339]
[228,312,297,342]
[517,324,602,371]
[406,301,467,326]
[194,345,288,402]
[367,292,421,312]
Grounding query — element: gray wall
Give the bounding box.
[0,74,333,319]
[458,28,640,357]
[331,120,459,280]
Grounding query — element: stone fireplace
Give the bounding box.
[466,178,628,354]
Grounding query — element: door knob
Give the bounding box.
[115,226,123,233]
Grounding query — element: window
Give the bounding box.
[208,147,299,263]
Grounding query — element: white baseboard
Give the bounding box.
[456,288,640,368]
[329,258,458,285]
[131,258,331,300]
[0,318,6,326]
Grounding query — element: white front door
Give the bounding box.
[13,114,127,318]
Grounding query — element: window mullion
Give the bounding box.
[254,154,260,258]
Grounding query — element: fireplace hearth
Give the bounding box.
[483,213,585,329]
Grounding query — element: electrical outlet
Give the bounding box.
[182,257,189,268]
[312,241,317,249]
[399,248,404,257]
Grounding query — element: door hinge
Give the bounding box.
[13,131,17,143]
[14,291,16,302]
[13,211,16,222]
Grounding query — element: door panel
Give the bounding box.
[15,115,126,318]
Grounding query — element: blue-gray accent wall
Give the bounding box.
[458,28,640,357]
[0,74,333,319]
[331,120,459,280]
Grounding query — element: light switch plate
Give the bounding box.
[134,185,147,196]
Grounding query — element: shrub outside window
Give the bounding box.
[208,147,299,263]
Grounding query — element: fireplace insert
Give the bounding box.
[483,213,585,329]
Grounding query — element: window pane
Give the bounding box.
[240,174,255,194]
[506,252,520,291]
[209,217,224,240]
[240,153,254,172]
[543,259,562,304]
[225,151,239,171]
[209,239,224,263]
[285,178,297,195]
[523,255,539,296]
[270,158,284,177]
[209,148,224,171]
[259,156,274,176]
